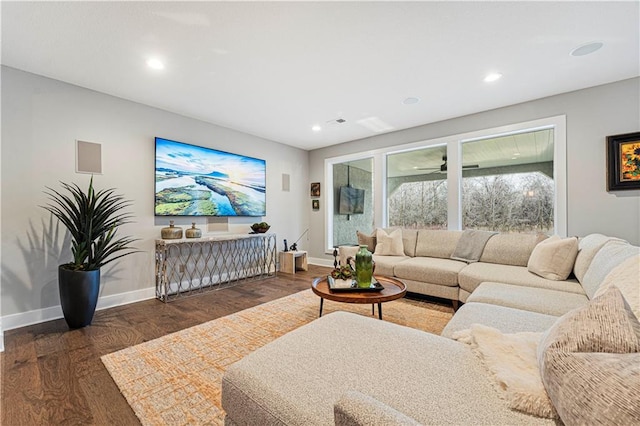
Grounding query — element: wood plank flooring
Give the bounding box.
[1,266,329,425]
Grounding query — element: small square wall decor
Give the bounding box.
[312,199,320,210]
[607,131,640,191]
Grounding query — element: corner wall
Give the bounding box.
[308,77,640,260]
[1,66,310,328]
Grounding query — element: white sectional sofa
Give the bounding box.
[221,232,640,425]
[339,229,587,310]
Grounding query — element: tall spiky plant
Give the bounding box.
[42,177,139,271]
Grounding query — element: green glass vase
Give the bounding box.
[355,245,373,288]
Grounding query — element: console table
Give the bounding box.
[155,233,277,302]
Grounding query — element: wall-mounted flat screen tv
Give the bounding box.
[338,186,365,215]
[155,137,266,216]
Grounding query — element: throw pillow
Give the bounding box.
[452,325,557,419]
[356,230,376,253]
[593,255,640,319]
[537,286,640,425]
[374,228,404,256]
[527,235,578,280]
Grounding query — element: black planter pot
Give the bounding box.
[58,266,100,329]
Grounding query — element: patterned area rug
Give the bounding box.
[101,289,453,425]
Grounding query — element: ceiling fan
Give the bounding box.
[417,155,479,173]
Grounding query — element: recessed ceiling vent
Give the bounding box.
[326,118,346,125]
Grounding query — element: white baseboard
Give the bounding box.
[0,323,4,353]
[2,287,156,331]
[308,257,333,267]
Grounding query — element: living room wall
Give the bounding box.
[0,66,310,328]
[308,77,640,262]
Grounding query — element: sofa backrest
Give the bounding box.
[573,234,626,283]
[415,230,463,259]
[479,233,547,267]
[581,240,639,299]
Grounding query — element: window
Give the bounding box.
[324,116,566,252]
[461,129,555,233]
[331,158,374,247]
[386,145,448,229]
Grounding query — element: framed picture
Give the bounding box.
[312,199,320,210]
[310,182,321,197]
[607,131,640,191]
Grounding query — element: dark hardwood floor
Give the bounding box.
[1,265,331,426]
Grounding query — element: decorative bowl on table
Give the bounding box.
[250,222,270,233]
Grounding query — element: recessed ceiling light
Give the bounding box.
[570,41,604,57]
[311,125,322,132]
[146,58,165,70]
[484,73,503,83]
[402,97,420,105]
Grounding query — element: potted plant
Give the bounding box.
[329,264,354,288]
[41,177,139,328]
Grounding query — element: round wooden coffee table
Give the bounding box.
[311,275,407,320]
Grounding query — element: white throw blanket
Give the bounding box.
[452,324,558,419]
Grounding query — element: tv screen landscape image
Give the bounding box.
[155,137,266,216]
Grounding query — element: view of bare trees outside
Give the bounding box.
[388,179,447,229]
[388,172,553,233]
[462,172,553,233]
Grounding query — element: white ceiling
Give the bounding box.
[2,1,638,151]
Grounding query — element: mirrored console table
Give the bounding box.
[155,233,277,302]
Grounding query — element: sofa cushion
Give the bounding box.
[222,311,553,426]
[374,228,404,256]
[479,233,547,267]
[393,257,466,287]
[594,254,640,318]
[573,233,625,283]
[415,230,462,259]
[458,262,584,295]
[467,282,588,316]
[357,230,377,253]
[527,236,578,281]
[371,255,408,277]
[581,239,639,299]
[537,286,640,425]
[441,302,559,338]
[334,390,421,426]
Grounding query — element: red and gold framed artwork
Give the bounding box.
[607,131,640,191]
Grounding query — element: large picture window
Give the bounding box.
[461,129,554,233]
[325,116,566,252]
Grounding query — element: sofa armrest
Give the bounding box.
[334,390,421,426]
[337,245,359,267]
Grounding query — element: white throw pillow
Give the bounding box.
[374,228,404,256]
[527,236,578,281]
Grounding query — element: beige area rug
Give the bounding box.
[102,289,453,426]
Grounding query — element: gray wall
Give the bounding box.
[1,66,309,319]
[308,77,640,260]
